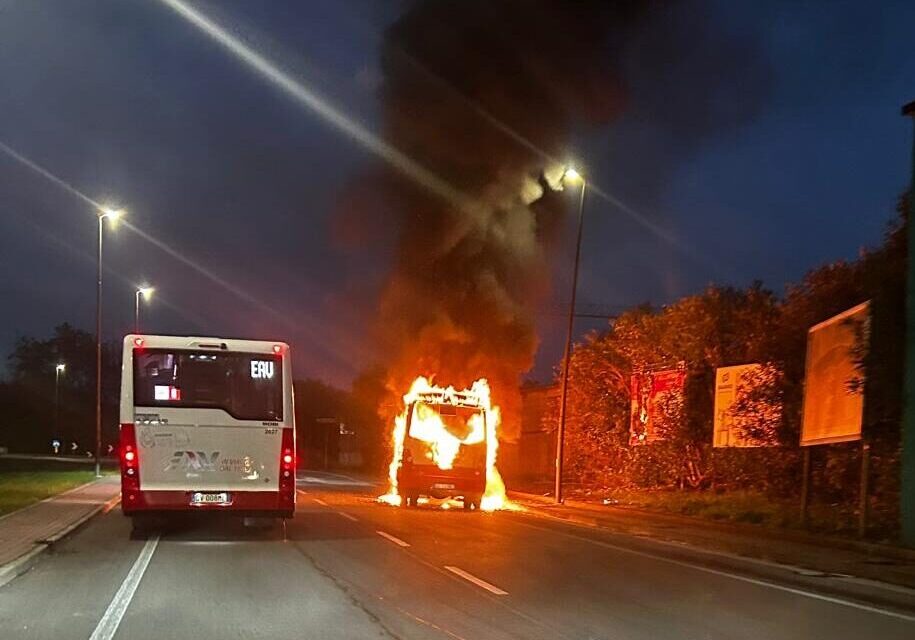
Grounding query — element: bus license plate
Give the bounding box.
[432,483,455,490]
[191,492,230,506]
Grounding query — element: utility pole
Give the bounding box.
[555,170,587,504]
[95,214,104,478]
[900,100,915,546]
[95,208,122,478]
[55,363,65,443]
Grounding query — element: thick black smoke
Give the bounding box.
[352,0,770,436]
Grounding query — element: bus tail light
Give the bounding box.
[280,428,296,503]
[120,423,140,501]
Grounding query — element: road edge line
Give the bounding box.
[510,516,915,623]
[89,534,160,640]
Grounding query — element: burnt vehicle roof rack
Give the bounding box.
[414,390,483,409]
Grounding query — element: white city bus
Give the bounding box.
[119,335,296,527]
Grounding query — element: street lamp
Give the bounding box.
[96,207,123,477]
[135,286,155,333]
[54,363,65,447]
[555,167,587,504]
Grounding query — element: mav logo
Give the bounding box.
[166,451,220,472]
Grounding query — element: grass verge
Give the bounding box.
[0,470,97,517]
[571,487,868,535]
[0,457,112,516]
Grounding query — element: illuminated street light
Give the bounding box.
[100,207,123,225]
[135,285,155,333]
[95,206,124,477]
[555,167,587,504]
[55,363,66,447]
[563,167,583,184]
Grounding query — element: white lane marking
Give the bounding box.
[313,498,328,506]
[512,519,915,623]
[297,472,375,487]
[376,530,410,547]
[89,535,160,640]
[444,566,509,596]
[337,511,359,522]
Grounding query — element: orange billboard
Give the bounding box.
[800,301,870,446]
[714,363,767,447]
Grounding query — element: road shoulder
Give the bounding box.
[509,491,915,617]
[0,476,120,588]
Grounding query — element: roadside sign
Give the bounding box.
[800,301,870,446]
[713,364,764,447]
[629,366,686,445]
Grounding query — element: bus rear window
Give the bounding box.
[133,349,282,421]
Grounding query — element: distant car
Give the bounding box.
[396,391,487,510]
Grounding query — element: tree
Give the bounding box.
[551,205,906,534]
[1,324,119,453]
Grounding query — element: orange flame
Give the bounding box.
[378,376,510,511]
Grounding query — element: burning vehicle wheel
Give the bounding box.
[463,494,482,510]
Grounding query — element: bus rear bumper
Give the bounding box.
[121,489,295,518]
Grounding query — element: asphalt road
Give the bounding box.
[1,472,913,640]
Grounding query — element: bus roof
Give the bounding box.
[123,334,289,354]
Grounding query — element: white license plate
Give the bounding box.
[432,483,455,490]
[190,492,230,505]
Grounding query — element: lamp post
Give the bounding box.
[135,286,154,333]
[555,167,586,504]
[54,363,65,444]
[96,207,123,477]
[901,100,915,546]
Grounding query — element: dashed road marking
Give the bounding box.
[376,530,410,547]
[337,511,358,522]
[444,566,509,595]
[313,498,328,506]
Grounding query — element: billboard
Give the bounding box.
[629,366,686,446]
[713,364,775,447]
[800,301,870,446]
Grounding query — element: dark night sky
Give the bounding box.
[1,0,913,387]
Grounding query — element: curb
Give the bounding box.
[0,493,120,589]
[508,490,915,562]
[509,493,915,616]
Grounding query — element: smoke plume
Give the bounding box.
[354,0,770,437]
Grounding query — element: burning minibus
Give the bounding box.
[380,377,508,511]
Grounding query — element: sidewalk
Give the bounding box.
[0,476,120,587]
[510,491,915,591]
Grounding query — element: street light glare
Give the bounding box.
[56,363,66,372]
[100,208,124,224]
[138,286,155,298]
[563,167,583,183]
